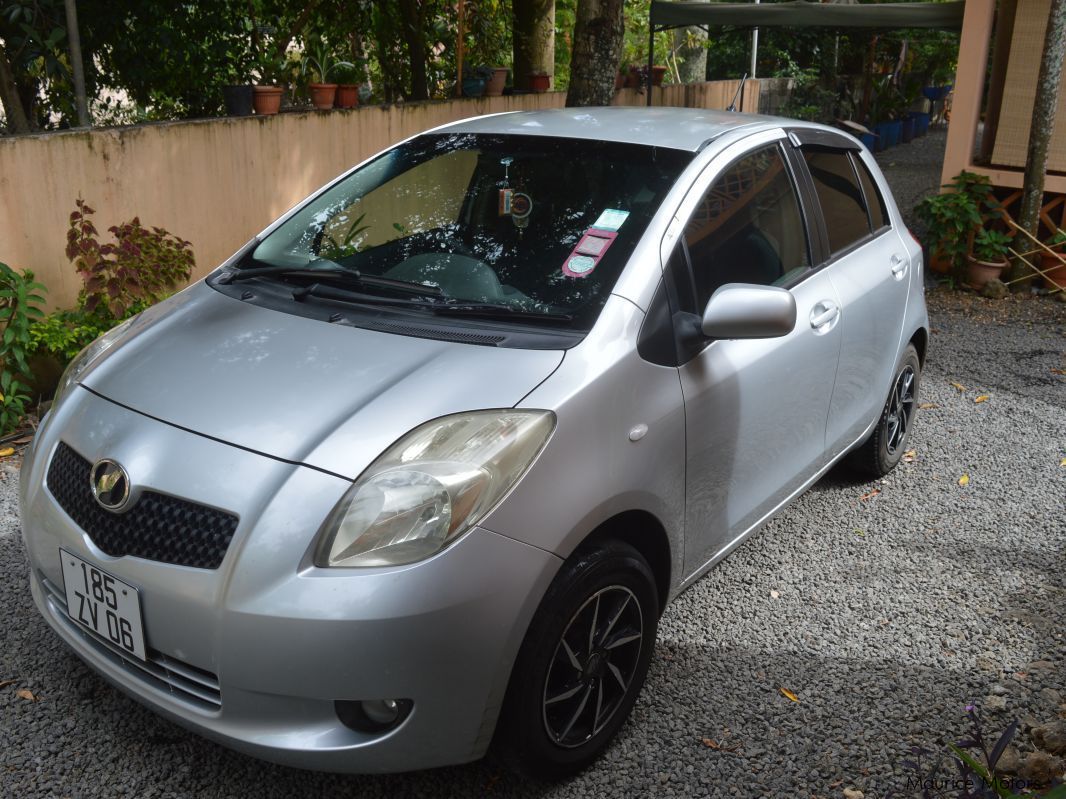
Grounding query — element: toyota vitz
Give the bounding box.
[21,108,926,778]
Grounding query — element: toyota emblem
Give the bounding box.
[90,459,130,511]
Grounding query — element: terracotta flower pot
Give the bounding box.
[309,83,338,110]
[965,254,1008,289]
[528,73,551,93]
[651,65,668,86]
[1041,249,1066,290]
[484,67,508,97]
[335,84,359,109]
[252,85,283,116]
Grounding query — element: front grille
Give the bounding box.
[39,572,222,711]
[46,442,239,570]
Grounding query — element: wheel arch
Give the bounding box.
[909,326,929,367]
[573,509,672,616]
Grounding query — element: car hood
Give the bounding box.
[81,284,564,479]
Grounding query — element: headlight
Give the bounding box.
[51,315,138,409]
[315,410,555,568]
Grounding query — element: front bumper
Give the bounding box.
[21,389,561,772]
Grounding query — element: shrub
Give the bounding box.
[66,198,194,318]
[0,262,47,434]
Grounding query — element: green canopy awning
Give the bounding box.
[651,0,966,32]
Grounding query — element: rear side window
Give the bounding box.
[802,149,871,256]
[683,144,811,308]
[852,154,888,231]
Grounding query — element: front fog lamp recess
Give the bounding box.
[315,410,555,568]
[335,699,413,733]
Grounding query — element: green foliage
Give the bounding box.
[779,68,836,122]
[29,307,116,364]
[1046,228,1066,247]
[972,228,1012,264]
[0,262,47,434]
[65,198,194,318]
[300,44,354,84]
[915,172,1008,278]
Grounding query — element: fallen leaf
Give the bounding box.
[958,474,970,486]
[1060,458,1066,468]
[779,687,800,703]
[854,528,866,537]
[770,590,780,599]
[919,402,940,410]
[0,679,14,689]
[0,448,14,458]
[974,394,990,403]
[701,737,721,749]
[1051,368,1065,376]
[860,488,881,501]
[903,450,917,463]
[950,381,966,392]
[15,689,36,702]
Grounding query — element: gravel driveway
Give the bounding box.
[2,132,1064,798]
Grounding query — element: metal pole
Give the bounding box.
[750,0,760,79]
[647,21,655,106]
[456,0,465,98]
[64,0,90,127]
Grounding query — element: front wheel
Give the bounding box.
[496,540,659,780]
[849,343,921,477]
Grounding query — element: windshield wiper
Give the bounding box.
[220,266,443,297]
[421,302,574,323]
[292,284,572,324]
[291,282,445,308]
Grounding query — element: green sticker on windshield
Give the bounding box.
[591,209,629,231]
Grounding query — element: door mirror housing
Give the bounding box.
[701,283,797,339]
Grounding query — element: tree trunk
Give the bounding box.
[0,41,32,134]
[1009,0,1066,285]
[397,0,430,101]
[673,0,707,85]
[566,0,624,107]
[64,0,90,127]
[513,0,555,91]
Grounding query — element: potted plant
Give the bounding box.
[252,50,287,116]
[222,65,253,117]
[462,65,492,98]
[651,65,668,86]
[966,228,1012,289]
[484,66,508,97]
[1041,228,1066,290]
[528,71,551,92]
[333,63,360,109]
[302,46,353,110]
[914,171,1000,275]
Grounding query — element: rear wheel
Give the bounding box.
[496,540,658,780]
[849,343,921,477]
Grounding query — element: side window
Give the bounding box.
[801,148,872,255]
[851,153,889,231]
[683,144,810,309]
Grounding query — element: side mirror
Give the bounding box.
[701,283,797,339]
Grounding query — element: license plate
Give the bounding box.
[60,549,147,661]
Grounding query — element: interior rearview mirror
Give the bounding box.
[701,283,797,339]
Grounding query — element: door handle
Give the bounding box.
[809,301,839,330]
[891,254,908,279]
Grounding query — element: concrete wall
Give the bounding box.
[0,80,757,310]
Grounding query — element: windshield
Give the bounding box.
[242,133,693,329]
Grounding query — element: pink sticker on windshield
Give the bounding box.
[562,230,617,278]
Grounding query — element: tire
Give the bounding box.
[496,540,659,780]
[849,343,921,478]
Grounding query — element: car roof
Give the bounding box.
[434,107,789,152]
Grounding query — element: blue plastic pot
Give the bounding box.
[913,112,930,136]
[901,116,916,143]
[887,120,903,147]
[873,122,891,151]
[859,132,876,151]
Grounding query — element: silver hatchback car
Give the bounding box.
[21,108,927,778]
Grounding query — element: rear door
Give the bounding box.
[791,136,911,455]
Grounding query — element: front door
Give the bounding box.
[672,136,842,577]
